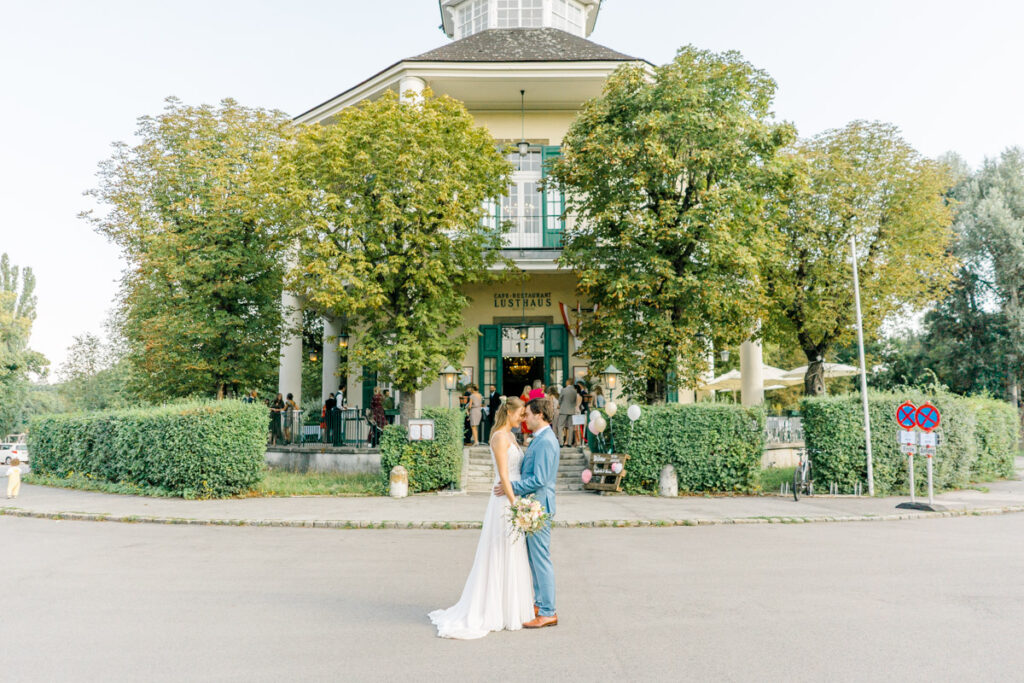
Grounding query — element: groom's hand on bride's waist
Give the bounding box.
[492,484,503,496]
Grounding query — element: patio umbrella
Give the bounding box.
[782,362,860,381]
[700,365,803,391]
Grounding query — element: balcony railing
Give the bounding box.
[486,214,567,250]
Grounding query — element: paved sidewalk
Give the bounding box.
[3,462,1024,528]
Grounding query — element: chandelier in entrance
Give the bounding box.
[507,356,532,377]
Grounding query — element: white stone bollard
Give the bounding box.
[389,465,409,499]
[659,464,678,497]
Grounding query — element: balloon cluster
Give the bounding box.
[588,410,607,435]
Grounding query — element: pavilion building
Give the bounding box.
[278,0,766,413]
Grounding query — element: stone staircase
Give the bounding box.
[463,445,588,493]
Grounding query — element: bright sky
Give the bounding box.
[3,0,1022,378]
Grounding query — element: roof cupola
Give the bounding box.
[439,0,602,40]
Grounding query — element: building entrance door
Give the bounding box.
[479,323,570,398]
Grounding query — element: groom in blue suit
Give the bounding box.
[495,397,560,628]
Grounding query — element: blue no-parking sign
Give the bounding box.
[896,401,917,430]
[915,403,941,432]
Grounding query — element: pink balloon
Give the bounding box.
[581,469,593,484]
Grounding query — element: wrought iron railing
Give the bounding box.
[268,408,395,448]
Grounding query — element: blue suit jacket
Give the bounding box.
[512,425,560,517]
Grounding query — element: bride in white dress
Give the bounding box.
[429,396,535,639]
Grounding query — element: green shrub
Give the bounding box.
[802,390,1018,495]
[964,397,1018,481]
[28,400,268,498]
[379,407,463,493]
[607,403,765,494]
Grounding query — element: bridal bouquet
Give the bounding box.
[507,495,550,538]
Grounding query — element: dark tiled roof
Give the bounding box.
[409,27,638,63]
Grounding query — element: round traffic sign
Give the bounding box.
[915,403,941,432]
[896,401,917,430]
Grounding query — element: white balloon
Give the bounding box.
[605,402,618,417]
[594,416,607,433]
[588,420,599,434]
[627,404,642,422]
[589,410,601,421]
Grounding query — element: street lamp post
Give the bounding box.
[851,235,875,496]
[441,365,459,409]
[601,364,622,402]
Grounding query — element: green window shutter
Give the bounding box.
[479,325,502,394]
[541,146,565,247]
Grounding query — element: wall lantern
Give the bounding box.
[719,349,730,363]
[309,350,318,363]
[339,331,350,349]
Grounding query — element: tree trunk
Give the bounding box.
[804,359,826,396]
[399,389,417,426]
[1007,375,1020,409]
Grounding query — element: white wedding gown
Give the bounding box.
[428,440,535,639]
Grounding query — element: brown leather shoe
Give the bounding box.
[523,615,558,629]
[534,605,539,618]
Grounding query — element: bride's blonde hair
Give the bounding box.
[491,396,525,433]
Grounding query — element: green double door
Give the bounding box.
[479,324,569,396]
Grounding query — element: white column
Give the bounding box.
[399,75,426,103]
[321,317,342,402]
[740,339,764,407]
[277,289,303,407]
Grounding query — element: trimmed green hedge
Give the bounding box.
[965,397,1018,481]
[28,400,268,498]
[802,390,1019,495]
[379,407,462,493]
[607,403,766,494]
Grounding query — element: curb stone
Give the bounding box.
[3,504,1024,529]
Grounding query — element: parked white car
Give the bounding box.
[0,433,29,464]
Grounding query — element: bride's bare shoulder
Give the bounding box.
[489,430,512,451]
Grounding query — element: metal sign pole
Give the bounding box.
[926,454,934,506]
[851,235,874,496]
[908,452,915,503]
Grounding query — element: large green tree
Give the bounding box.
[551,46,795,402]
[0,254,48,432]
[282,90,511,422]
[83,98,292,400]
[951,147,1024,405]
[762,121,958,395]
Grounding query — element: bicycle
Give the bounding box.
[793,449,813,501]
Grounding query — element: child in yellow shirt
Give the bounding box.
[6,458,21,499]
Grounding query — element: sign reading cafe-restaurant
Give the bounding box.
[494,292,553,309]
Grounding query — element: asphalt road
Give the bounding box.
[0,514,1021,682]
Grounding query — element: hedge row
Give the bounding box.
[379,407,463,493]
[28,400,268,498]
[802,390,1018,495]
[607,403,766,494]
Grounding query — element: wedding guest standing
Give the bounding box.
[545,385,560,426]
[370,386,386,446]
[519,385,533,441]
[468,384,483,446]
[487,385,501,440]
[557,379,578,447]
[270,393,285,445]
[593,385,606,409]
